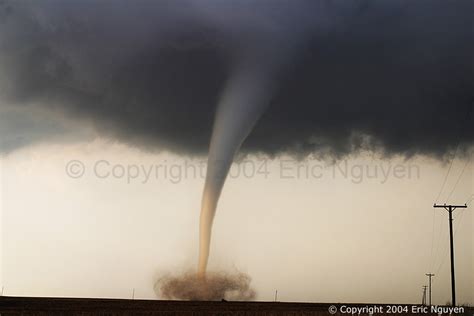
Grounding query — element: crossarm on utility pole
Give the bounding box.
[433,203,467,210]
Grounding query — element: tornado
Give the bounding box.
[195,8,314,277]
[197,62,275,277]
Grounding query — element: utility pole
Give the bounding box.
[433,203,468,306]
[422,286,428,305]
[425,273,435,306]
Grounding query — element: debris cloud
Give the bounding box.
[156,271,256,301]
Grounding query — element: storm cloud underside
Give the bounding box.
[0,0,472,158]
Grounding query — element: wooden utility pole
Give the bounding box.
[422,285,428,305]
[433,203,468,306]
[425,273,435,306]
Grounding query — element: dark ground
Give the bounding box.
[0,296,471,316]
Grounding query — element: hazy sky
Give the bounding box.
[0,0,473,305]
[1,140,472,304]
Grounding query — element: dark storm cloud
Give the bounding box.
[0,0,472,157]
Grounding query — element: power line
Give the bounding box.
[428,208,437,272]
[434,103,472,204]
[432,212,446,272]
[435,158,456,203]
[430,104,472,274]
[446,158,471,203]
[433,156,471,269]
[464,194,474,206]
[435,209,466,275]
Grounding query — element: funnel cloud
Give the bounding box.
[198,60,286,275]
